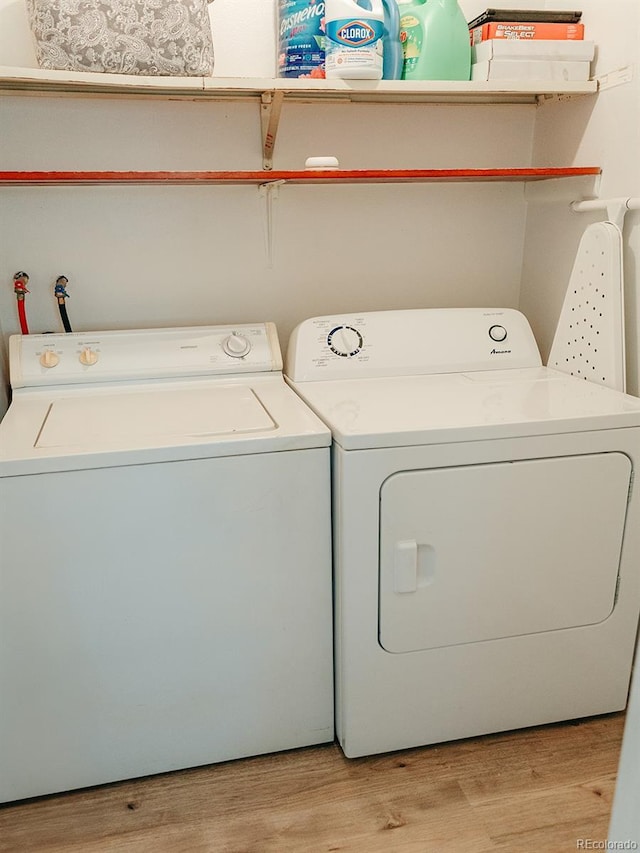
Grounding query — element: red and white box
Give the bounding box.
[470,22,585,44]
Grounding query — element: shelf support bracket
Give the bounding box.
[259,179,286,268]
[261,90,284,171]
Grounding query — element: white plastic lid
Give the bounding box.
[305,156,340,170]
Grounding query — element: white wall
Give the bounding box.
[0,97,533,336]
[0,0,537,421]
[520,0,640,392]
[1,0,637,407]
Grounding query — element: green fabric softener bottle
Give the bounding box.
[400,0,470,80]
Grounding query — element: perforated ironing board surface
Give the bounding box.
[548,221,626,391]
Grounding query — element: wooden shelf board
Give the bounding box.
[0,168,602,186]
[0,66,598,104]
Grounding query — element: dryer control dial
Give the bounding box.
[327,325,363,358]
[79,348,99,366]
[39,350,59,368]
[222,333,251,358]
[489,324,508,343]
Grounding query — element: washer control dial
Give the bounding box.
[222,333,251,358]
[40,350,59,368]
[79,348,99,366]
[489,324,508,343]
[327,325,363,358]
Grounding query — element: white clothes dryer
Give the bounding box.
[286,308,640,758]
[0,323,333,802]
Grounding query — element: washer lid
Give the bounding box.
[289,367,640,449]
[36,385,274,448]
[0,375,331,475]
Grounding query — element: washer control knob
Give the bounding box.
[222,333,251,358]
[40,350,59,368]
[79,348,99,366]
[489,324,508,343]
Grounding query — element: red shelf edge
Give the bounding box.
[0,168,601,185]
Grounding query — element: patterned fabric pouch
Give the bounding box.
[26,0,215,76]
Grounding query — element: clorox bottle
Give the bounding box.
[325,0,385,80]
[399,0,470,81]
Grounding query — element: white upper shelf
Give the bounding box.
[0,65,598,168]
[0,65,598,104]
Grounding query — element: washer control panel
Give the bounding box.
[10,323,282,388]
[286,308,542,381]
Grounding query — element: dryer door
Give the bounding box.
[379,452,631,653]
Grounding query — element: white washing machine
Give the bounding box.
[0,323,333,802]
[286,308,640,758]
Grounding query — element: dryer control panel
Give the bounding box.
[286,308,542,381]
[10,323,282,388]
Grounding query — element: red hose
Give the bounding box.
[17,298,29,335]
[13,272,30,335]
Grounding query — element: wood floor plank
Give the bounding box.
[0,713,626,853]
[476,775,615,839]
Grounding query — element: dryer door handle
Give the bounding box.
[394,540,418,594]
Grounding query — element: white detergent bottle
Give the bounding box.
[325,0,385,79]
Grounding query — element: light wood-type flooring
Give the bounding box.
[0,712,625,853]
